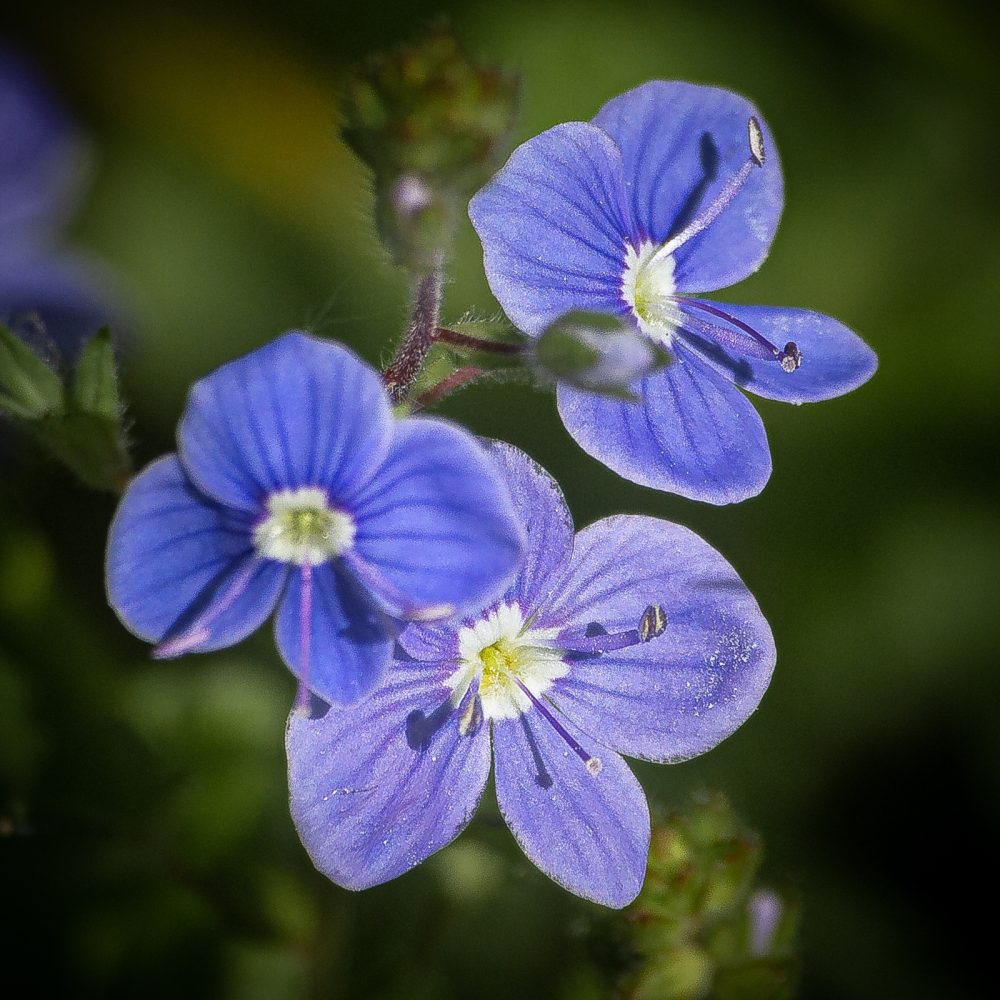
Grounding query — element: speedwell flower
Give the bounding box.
[287,442,774,907]
[106,332,523,705]
[469,81,878,503]
[1,46,113,356]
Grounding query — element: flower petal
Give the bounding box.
[178,332,393,513]
[106,455,286,650]
[593,81,783,292]
[396,439,573,662]
[350,418,523,617]
[286,663,490,890]
[678,303,878,403]
[469,122,637,336]
[486,440,575,616]
[545,515,775,763]
[556,347,771,504]
[493,713,649,908]
[275,562,394,706]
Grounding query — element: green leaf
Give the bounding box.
[31,411,131,493]
[71,327,121,420]
[0,324,65,420]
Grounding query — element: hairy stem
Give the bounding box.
[382,267,443,403]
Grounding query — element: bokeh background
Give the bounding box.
[2,1,997,997]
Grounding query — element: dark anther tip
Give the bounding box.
[639,604,668,642]
[778,341,802,373]
[748,117,765,166]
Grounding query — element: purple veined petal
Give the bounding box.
[485,442,574,615]
[593,81,784,293]
[0,46,86,240]
[556,345,771,504]
[286,662,490,890]
[0,251,116,360]
[677,302,878,403]
[493,712,649,908]
[349,418,523,619]
[178,332,393,514]
[469,122,638,337]
[274,561,396,706]
[396,440,574,662]
[545,515,775,763]
[106,455,287,652]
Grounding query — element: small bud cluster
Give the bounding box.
[615,792,799,1000]
[341,23,519,271]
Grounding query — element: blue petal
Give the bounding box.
[556,346,771,504]
[349,419,523,617]
[286,663,490,890]
[593,81,784,293]
[493,713,649,908]
[469,122,637,336]
[678,303,878,403]
[395,439,573,662]
[546,515,775,763]
[178,333,393,513]
[275,562,395,705]
[488,440,575,615]
[106,455,286,651]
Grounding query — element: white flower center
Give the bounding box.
[446,603,567,722]
[253,487,356,565]
[621,240,684,344]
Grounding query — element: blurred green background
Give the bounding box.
[2,0,997,997]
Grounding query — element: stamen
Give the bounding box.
[514,679,602,776]
[559,604,668,655]
[343,551,454,623]
[153,558,262,658]
[650,116,766,263]
[681,299,797,368]
[294,560,313,712]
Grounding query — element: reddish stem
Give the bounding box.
[412,366,485,411]
[433,327,524,355]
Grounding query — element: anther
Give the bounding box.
[457,693,483,737]
[639,604,668,642]
[778,341,802,373]
[748,117,765,167]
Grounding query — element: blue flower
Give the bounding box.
[106,332,524,705]
[286,442,774,907]
[1,46,113,357]
[469,81,878,504]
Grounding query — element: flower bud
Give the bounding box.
[532,311,666,397]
